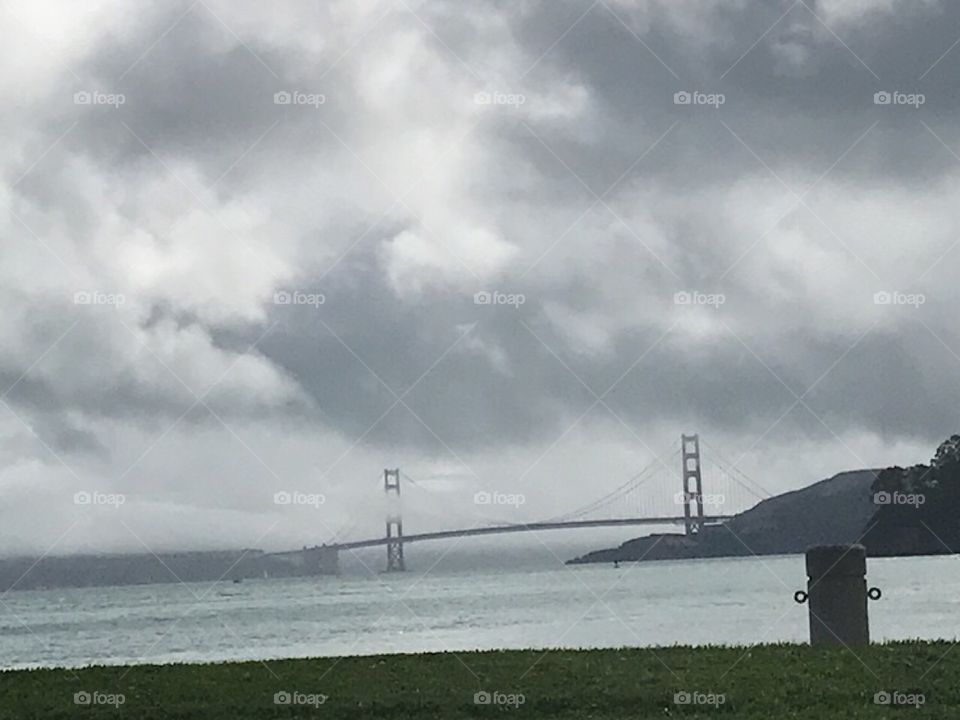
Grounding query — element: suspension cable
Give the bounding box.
[546,446,681,522]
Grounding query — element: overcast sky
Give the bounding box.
[2,0,959,556]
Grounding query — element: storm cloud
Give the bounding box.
[2,0,959,554]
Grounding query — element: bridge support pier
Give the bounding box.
[385,468,405,572]
[681,433,705,535]
[303,545,339,575]
[386,520,405,572]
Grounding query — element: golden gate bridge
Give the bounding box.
[266,434,770,573]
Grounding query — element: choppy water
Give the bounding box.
[1,554,956,669]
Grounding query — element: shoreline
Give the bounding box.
[0,637,815,675]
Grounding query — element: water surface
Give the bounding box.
[1,554,955,669]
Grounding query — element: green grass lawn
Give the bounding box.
[1,642,954,719]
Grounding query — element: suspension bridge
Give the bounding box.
[267,434,769,574]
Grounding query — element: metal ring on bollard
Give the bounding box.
[868,587,882,601]
[794,590,808,604]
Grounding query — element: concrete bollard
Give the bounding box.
[794,544,881,646]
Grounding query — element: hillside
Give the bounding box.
[568,469,878,564]
[862,434,960,556]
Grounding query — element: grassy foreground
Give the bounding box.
[1,642,955,719]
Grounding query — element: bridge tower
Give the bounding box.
[681,434,704,535]
[384,468,405,571]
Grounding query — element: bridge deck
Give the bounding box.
[268,516,733,555]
